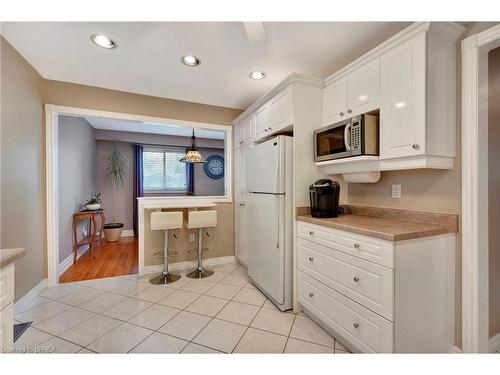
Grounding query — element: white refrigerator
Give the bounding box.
[245,135,293,311]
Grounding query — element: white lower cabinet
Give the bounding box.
[296,221,455,353]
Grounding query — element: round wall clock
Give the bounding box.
[204,155,225,179]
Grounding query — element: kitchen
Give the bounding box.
[1,16,498,360]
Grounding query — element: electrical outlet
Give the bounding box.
[189,233,196,242]
[392,184,401,199]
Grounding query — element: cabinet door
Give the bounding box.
[254,104,269,141]
[233,121,241,150]
[244,115,255,145]
[347,58,380,116]
[323,76,348,125]
[268,85,293,132]
[380,32,426,159]
[233,147,245,200]
[235,202,247,266]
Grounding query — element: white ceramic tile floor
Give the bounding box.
[13,263,349,354]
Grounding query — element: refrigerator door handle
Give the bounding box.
[275,195,280,250]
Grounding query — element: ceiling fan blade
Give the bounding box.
[243,22,266,46]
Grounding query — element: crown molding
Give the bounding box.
[232,73,323,124]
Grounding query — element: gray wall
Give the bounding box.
[95,131,225,232]
[489,47,500,338]
[1,37,46,299]
[58,116,97,263]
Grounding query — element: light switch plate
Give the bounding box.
[392,184,401,199]
[189,233,196,242]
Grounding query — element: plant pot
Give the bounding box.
[86,203,101,211]
[103,223,124,242]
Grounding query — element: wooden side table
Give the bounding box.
[72,209,105,264]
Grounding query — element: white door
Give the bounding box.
[323,76,348,125]
[246,193,284,304]
[246,137,282,194]
[380,32,427,159]
[254,104,269,141]
[268,85,293,133]
[347,58,380,116]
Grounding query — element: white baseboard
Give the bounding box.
[14,278,48,312]
[121,229,134,237]
[490,332,500,353]
[58,245,90,276]
[142,255,237,275]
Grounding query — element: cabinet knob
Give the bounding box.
[308,292,314,298]
[264,128,268,132]
[353,322,360,329]
[347,109,352,114]
[353,276,360,283]
[268,126,272,131]
[309,231,314,236]
[339,112,344,116]
[239,203,245,207]
[353,243,360,249]
[412,144,420,150]
[308,256,314,262]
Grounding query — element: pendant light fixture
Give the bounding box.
[180,130,206,163]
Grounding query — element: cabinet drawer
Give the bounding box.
[0,302,14,352]
[0,263,15,311]
[298,272,394,353]
[297,221,394,268]
[298,238,394,320]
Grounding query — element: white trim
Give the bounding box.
[45,104,233,287]
[490,332,500,353]
[121,229,135,237]
[141,255,237,275]
[58,245,90,276]
[232,73,323,124]
[460,24,500,353]
[14,279,48,312]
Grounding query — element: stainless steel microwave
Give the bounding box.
[314,114,379,162]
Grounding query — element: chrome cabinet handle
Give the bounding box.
[412,144,420,150]
[353,276,360,283]
[308,256,314,262]
[309,231,314,236]
[353,322,359,329]
[347,109,352,114]
[353,243,360,249]
[308,292,314,298]
[339,111,344,116]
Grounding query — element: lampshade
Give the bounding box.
[180,150,205,163]
[180,130,206,163]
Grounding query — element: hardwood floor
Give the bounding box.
[59,236,138,283]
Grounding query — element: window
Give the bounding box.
[143,147,187,193]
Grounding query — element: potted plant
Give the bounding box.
[85,193,102,211]
[103,140,128,242]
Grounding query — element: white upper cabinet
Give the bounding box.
[347,58,380,117]
[268,85,294,132]
[380,32,426,159]
[233,119,244,149]
[254,103,270,140]
[323,59,380,125]
[244,115,255,144]
[323,76,348,124]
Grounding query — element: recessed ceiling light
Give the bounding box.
[249,71,266,80]
[91,34,117,49]
[181,55,201,67]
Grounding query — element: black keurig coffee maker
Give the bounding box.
[309,179,341,218]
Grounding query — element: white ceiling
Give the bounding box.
[84,116,225,140]
[2,22,409,109]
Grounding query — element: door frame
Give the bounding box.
[461,24,500,353]
[45,104,233,287]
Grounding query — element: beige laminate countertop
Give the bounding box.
[0,248,25,268]
[297,214,457,241]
